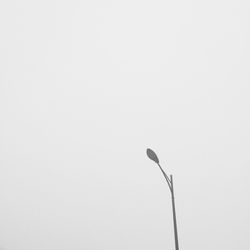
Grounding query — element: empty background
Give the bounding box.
[0,0,250,249]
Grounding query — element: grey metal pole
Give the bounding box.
[146,149,180,250]
[170,175,179,250]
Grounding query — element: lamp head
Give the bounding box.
[146,148,159,164]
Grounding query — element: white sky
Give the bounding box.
[0,0,250,250]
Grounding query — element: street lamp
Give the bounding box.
[146,148,179,250]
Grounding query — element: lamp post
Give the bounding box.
[146,148,179,250]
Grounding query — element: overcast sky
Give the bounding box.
[0,0,250,250]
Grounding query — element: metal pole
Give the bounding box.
[170,175,179,250]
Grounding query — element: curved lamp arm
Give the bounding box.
[157,163,172,192]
